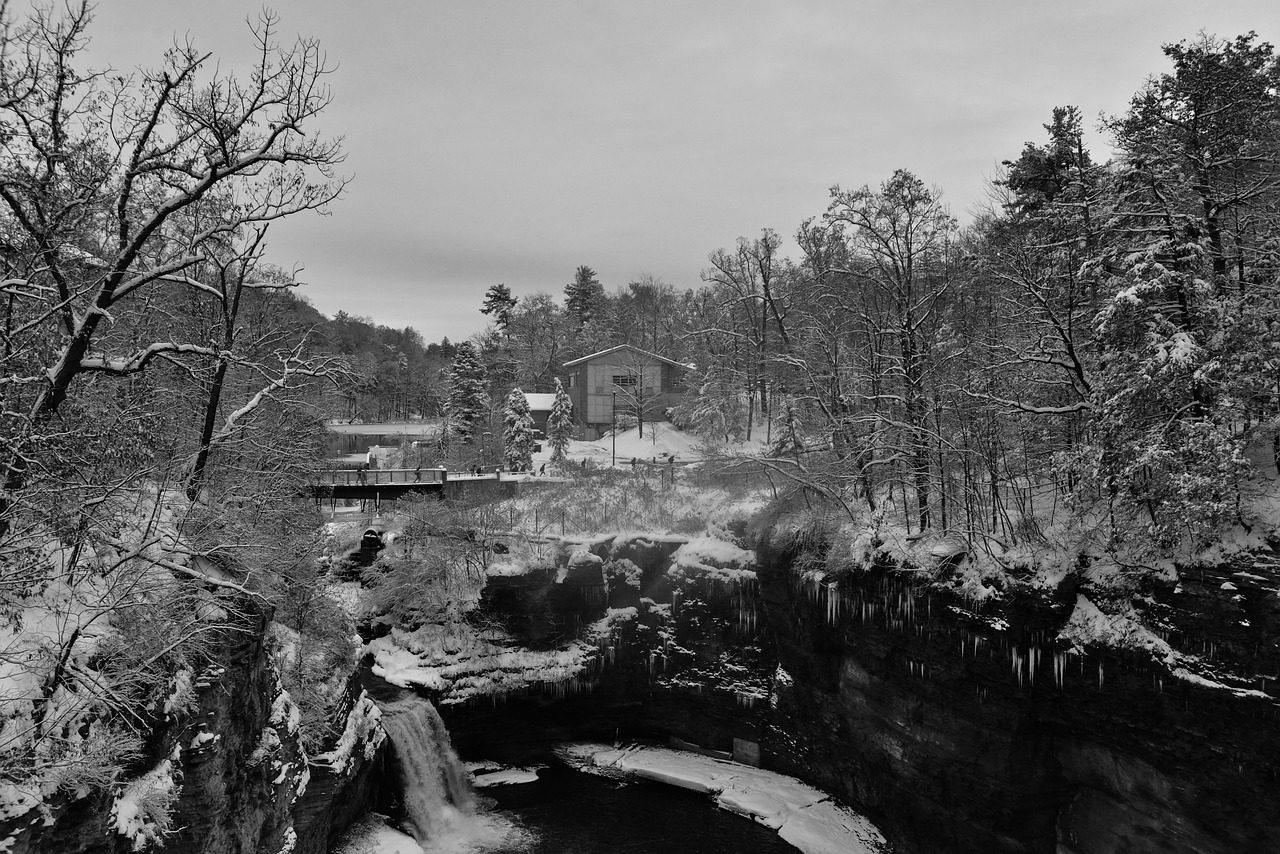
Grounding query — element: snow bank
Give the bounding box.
[1170,668,1271,700]
[557,743,888,854]
[464,761,542,787]
[312,691,386,774]
[669,537,756,583]
[366,626,594,702]
[1058,595,1176,664]
[485,560,535,578]
[111,748,182,851]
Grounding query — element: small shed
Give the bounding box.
[523,392,557,437]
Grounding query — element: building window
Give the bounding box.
[612,374,637,387]
[568,374,575,387]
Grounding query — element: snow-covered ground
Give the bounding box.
[327,420,442,435]
[365,608,635,703]
[557,743,889,854]
[535,422,768,469]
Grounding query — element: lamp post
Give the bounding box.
[611,391,617,467]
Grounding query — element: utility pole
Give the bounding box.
[611,391,617,467]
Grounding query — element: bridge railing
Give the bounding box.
[316,468,447,486]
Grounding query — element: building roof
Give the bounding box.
[562,344,694,370]
[523,392,557,411]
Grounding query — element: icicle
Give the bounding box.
[1098,660,1104,691]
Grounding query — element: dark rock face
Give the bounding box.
[752,538,1280,854]
[1,610,383,854]
[456,530,1280,854]
[293,676,386,854]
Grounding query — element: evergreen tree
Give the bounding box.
[444,342,489,443]
[564,264,605,326]
[481,283,518,332]
[547,377,574,462]
[502,387,536,471]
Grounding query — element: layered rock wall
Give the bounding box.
[449,529,1280,853]
[753,538,1280,854]
[0,608,383,854]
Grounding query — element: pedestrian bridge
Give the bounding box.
[312,467,557,508]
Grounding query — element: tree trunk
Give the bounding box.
[187,359,230,501]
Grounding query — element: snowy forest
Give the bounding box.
[460,32,1280,564]
[2,0,1280,848]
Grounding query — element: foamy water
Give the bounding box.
[336,697,536,854]
[333,809,535,854]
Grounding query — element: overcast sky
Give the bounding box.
[86,0,1280,344]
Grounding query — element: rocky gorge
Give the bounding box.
[426,522,1280,854]
[7,508,1278,854]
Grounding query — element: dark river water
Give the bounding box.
[334,760,796,854]
[475,761,796,854]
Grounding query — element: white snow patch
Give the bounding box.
[669,537,756,583]
[485,560,535,577]
[188,730,219,750]
[465,761,542,787]
[366,626,593,702]
[111,755,181,851]
[312,691,386,774]
[1171,668,1272,700]
[1058,595,1176,664]
[269,687,302,736]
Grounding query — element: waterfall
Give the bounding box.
[381,697,477,846]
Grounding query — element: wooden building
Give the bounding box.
[562,345,692,439]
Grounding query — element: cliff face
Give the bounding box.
[752,539,1280,854]
[0,610,383,854]
[447,531,1280,854]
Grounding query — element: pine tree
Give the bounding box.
[502,387,536,471]
[481,283,518,332]
[547,377,574,462]
[564,265,604,326]
[444,342,488,443]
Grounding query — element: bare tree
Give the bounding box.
[0,4,344,524]
[825,171,957,532]
[701,229,789,440]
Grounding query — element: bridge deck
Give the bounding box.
[316,467,449,486]
[312,468,527,507]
